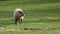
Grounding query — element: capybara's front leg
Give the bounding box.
[19,18,22,24]
[15,19,17,24]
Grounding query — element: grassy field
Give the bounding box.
[0,0,60,34]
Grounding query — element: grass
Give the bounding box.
[0,0,60,34]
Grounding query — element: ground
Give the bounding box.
[0,0,60,34]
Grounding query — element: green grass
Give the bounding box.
[0,0,60,34]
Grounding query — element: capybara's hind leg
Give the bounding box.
[21,18,23,23]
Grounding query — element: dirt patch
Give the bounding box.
[0,28,60,32]
[24,28,60,31]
